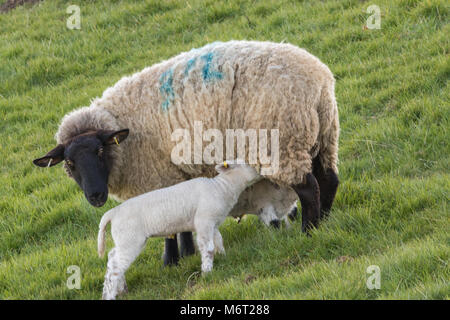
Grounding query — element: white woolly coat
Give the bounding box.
[230,180,297,224]
[56,40,339,201]
[97,163,260,257]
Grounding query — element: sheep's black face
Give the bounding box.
[64,135,110,207]
[33,129,129,208]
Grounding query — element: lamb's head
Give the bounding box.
[215,160,262,187]
[33,129,129,207]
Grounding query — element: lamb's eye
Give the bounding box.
[98,147,104,157]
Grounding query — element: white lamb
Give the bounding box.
[97,161,260,300]
[230,180,298,228]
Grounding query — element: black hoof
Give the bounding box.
[301,224,314,236]
[269,219,280,228]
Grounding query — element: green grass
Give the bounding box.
[0,0,449,299]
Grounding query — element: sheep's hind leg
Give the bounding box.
[291,173,321,234]
[163,232,196,266]
[180,232,196,257]
[312,156,339,220]
[163,235,179,266]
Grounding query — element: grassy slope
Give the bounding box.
[0,0,448,299]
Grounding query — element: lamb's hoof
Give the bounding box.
[201,261,213,274]
[201,269,212,276]
[119,283,128,295]
[269,219,280,229]
[215,247,226,255]
[102,293,116,300]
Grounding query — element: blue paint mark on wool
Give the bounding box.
[159,69,174,111]
[161,51,224,110]
[201,52,223,82]
[184,57,197,76]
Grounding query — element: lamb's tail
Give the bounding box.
[98,210,115,258]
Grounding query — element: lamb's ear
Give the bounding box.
[98,129,129,145]
[215,161,230,173]
[33,144,65,167]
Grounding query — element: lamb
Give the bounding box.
[165,181,298,263]
[33,40,340,265]
[230,180,298,228]
[98,161,260,300]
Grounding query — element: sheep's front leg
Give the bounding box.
[163,235,179,266]
[195,223,216,274]
[180,232,196,257]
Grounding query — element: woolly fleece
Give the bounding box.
[56,40,339,201]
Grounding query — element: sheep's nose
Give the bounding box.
[88,192,107,207]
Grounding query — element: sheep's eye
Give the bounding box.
[65,160,74,169]
[98,147,104,157]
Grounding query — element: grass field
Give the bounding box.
[0,0,448,299]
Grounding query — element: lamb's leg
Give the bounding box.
[163,235,179,266]
[195,224,216,273]
[102,248,136,300]
[180,232,196,257]
[102,240,145,300]
[312,156,339,220]
[282,215,291,229]
[213,229,225,255]
[102,248,119,300]
[291,173,321,233]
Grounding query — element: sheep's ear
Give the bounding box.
[98,129,129,145]
[215,161,230,173]
[33,144,65,167]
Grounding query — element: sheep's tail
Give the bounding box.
[98,210,115,258]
